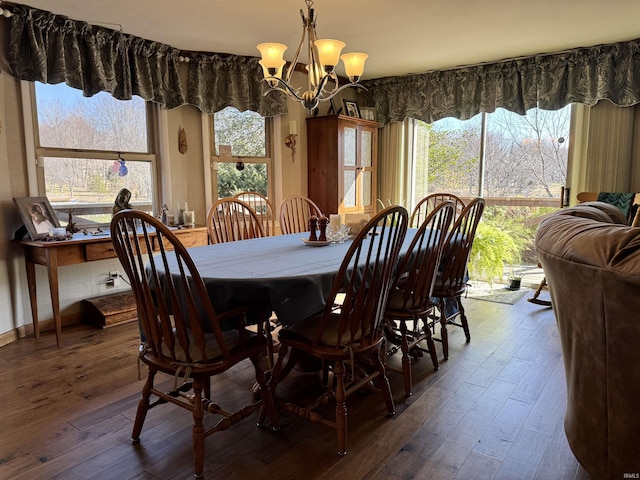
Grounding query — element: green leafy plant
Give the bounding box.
[508,264,524,280]
[468,220,524,286]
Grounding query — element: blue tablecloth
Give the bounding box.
[155,231,418,326]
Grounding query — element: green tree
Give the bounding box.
[217,163,267,198]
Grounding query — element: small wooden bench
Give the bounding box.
[83,291,137,328]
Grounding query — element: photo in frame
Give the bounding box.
[13,196,61,240]
[342,99,360,118]
[329,97,342,115]
[359,107,376,121]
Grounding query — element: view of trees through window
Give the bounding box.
[213,107,269,198]
[414,106,571,282]
[34,82,153,223]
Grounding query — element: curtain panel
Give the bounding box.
[6,4,287,116]
[362,38,640,126]
[7,4,185,109]
[186,53,287,117]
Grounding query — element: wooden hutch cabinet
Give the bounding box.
[306,115,379,217]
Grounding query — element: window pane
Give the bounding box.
[214,107,266,157]
[35,83,148,152]
[485,106,570,198]
[413,115,482,205]
[217,162,268,198]
[43,157,153,224]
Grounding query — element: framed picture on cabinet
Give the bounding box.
[342,99,360,118]
[359,107,376,121]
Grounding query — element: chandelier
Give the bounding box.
[257,0,368,112]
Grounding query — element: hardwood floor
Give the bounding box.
[0,291,591,480]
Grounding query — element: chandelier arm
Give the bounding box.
[307,8,321,91]
[316,82,369,105]
[317,72,340,97]
[261,77,306,103]
[284,8,308,84]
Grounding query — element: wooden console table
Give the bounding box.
[16,226,208,346]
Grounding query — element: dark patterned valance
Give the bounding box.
[362,38,640,126]
[186,53,287,117]
[5,3,287,116]
[7,3,185,109]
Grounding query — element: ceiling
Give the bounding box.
[14,0,640,80]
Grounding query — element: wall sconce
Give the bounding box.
[285,120,297,162]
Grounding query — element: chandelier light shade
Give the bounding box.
[257,0,368,112]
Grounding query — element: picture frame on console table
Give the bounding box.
[13,196,61,240]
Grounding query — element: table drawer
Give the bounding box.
[85,242,117,261]
[154,229,208,251]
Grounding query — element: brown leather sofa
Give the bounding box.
[535,201,640,479]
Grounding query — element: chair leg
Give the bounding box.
[438,300,449,360]
[333,359,347,456]
[458,297,471,343]
[192,378,205,479]
[252,355,280,431]
[399,320,413,396]
[131,367,155,442]
[423,318,439,371]
[372,349,396,416]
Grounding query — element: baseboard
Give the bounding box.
[0,327,23,348]
[0,312,84,347]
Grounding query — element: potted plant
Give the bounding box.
[507,265,524,290]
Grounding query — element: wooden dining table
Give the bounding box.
[154,230,419,326]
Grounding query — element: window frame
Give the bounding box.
[210,109,274,203]
[24,82,159,227]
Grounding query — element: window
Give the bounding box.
[412,105,571,273]
[413,105,570,204]
[212,107,271,199]
[31,82,156,226]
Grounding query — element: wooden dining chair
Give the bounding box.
[384,201,455,395]
[110,210,278,479]
[206,197,265,244]
[430,197,485,360]
[262,205,408,455]
[279,195,323,234]
[234,191,276,236]
[410,192,466,227]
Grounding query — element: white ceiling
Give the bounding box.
[14,0,640,80]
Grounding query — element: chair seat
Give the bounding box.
[281,314,376,356]
[385,287,429,313]
[431,275,466,297]
[158,329,242,363]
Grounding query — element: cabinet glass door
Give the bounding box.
[342,126,358,209]
[360,128,374,208]
[343,127,357,167]
[344,170,357,208]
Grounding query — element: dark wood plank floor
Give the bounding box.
[0,290,591,480]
